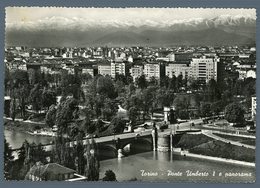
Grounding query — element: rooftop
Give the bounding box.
[26,163,75,179]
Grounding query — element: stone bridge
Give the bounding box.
[11,129,187,159]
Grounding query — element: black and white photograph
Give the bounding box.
[3,7,256,182]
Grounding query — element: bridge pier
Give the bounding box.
[152,129,158,151]
[170,133,173,151]
[117,149,124,158]
[157,134,170,152]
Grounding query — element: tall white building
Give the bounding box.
[165,63,189,78]
[189,56,218,83]
[98,63,111,76]
[144,63,161,80]
[130,65,143,81]
[111,62,126,78]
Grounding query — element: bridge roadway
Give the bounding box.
[29,130,153,152]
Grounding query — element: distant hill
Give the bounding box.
[90,28,254,46]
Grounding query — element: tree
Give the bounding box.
[140,87,155,120]
[136,75,147,89]
[187,77,200,91]
[42,89,57,110]
[95,118,105,133]
[101,98,118,121]
[128,107,139,131]
[156,88,175,108]
[45,105,57,127]
[110,117,126,134]
[103,170,117,181]
[169,109,176,124]
[4,139,14,180]
[168,75,177,91]
[17,85,30,120]
[55,97,79,135]
[200,103,212,118]
[60,70,82,100]
[243,77,256,98]
[8,70,30,120]
[210,101,223,116]
[10,98,16,121]
[159,76,169,88]
[29,84,43,112]
[74,141,85,175]
[224,103,245,126]
[114,80,126,95]
[85,122,96,135]
[96,76,117,99]
[176,74,183,91]
[11,70,29,88]
[80,107,96,134]
[84,139,100,181]
[115,74,127,85]
[207,79,221,102]
[174,95,191,119]
[149,76,157,86]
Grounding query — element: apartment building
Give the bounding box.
[130,65,143,81]
[144,62,161,80]
[189,56,218,83]
[111,61,126,78]
[98,63,111,76]
[165,63,189,78]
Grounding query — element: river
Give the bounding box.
[4,129,54,149]
[4,128,255,183]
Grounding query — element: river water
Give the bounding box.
[4,128,255,183]
[4,129,54,149]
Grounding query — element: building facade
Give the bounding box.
[189,56,218,83]
[165,63,189,78]
[130,65,143,81]
[111,62,126,78]
[98,63,111,76]
[144,63,161,80]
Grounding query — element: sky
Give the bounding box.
[6,7,256,27]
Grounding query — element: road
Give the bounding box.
[168,118,203,132]
[85,130,152,144]
[202,130,255,149]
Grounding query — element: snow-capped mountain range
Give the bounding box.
[6,14,256,47]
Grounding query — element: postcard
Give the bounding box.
[4,7,256,183]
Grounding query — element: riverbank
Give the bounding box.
[4,118,46,134]
[178,150,255,167]
[202,124,254,136]
[212,133,255,146]
[175,133,255,163]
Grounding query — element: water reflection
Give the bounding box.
[4,129,53,149]
[100,151,255,182]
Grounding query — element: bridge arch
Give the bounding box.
[120,137,153,155]
[97,143,118,160]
